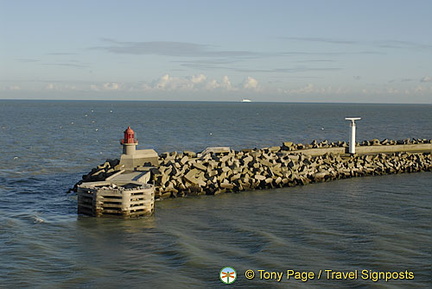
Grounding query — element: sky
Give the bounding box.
[1,0,431,103]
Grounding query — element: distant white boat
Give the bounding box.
[241,98,252,103]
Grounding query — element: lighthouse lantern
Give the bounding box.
[121,126,138,155]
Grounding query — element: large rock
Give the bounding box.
[202,147,231,155]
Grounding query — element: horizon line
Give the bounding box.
[0,98,431,105]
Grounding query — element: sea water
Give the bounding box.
[0,100,430,288]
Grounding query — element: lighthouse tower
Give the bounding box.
[119,126,159,169]
[121,126,138,155]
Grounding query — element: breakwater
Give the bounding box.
[75,138,431,200]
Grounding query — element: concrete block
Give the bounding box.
[183,150,197,157]
[254,174,266,181]
[202,147,231,155]
[220,182,234,190]
[192,162,207,171]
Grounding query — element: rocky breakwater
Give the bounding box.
[274,138,431,151]
[359,138,431,146]
[70,159,121,192]
[73,138,431,198]
[151,145,431,199]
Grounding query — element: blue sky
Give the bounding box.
[1,0,431,103]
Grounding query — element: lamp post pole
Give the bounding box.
[345,117,361,154]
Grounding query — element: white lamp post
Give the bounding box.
[345,117,361,154]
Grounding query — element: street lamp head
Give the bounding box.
[345,117,361,121]
[345,117,361,125]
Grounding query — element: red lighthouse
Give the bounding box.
[121,126,138,155]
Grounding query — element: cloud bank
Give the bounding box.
[86,74,258,93]
[93,39,258,58]
[2,74,431,104]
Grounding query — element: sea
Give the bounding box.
[0,100,431,289]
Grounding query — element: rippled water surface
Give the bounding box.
[0,100,431,288]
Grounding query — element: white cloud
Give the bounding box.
[154,74,170,89]
[357,85,432,96]
[202,75,233,91]
[420,76,432,83]
[386,87,399,94]
[0,85,22,91]
[242,76,259,90]
[205,79,219,90]
[24,73,430,102]
[45,83,55,90]
[6,85,21,91]
[190,74,206,84]
[221,76,233,90]
[289,83,315,94]
[103,82,121,90]
[90,84,100,91]
[153,74,193,90]
[41,83,77,91]
[148,74,237,92]
[281,84,351,95]
[414,85,425,93]
[90,82,121,91]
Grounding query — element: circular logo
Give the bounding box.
[244,269,255,279]
[220,267,237,284]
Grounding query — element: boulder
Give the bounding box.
[192,162,207,171]
[254,174,266,181]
